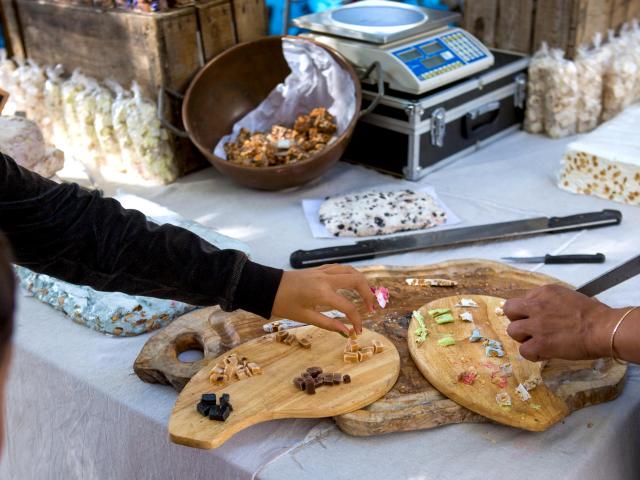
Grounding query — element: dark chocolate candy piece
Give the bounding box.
[342,374,351,384]
[293,377,306,391]
[307,367,323,378]
[305,377,316,394]
[220,393,230,404]
[302,372,312,379]
[314,375,324,387]
[197,401,211,417]
[208,405,221,420]
[201,393,217,405]
[333,373,342,384]
[220,404,231,421]
[323,374,334,386]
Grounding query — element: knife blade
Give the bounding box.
[577,254,640,297]
[502,253,606,264]
[290,209,622,269]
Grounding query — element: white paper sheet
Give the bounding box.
[302,185,461,239]
[214,37,356,158]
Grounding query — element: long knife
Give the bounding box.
[577,253,640,297]
[290,209,622,269]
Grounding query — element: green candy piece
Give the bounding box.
[435,314,455,324]
[428,308,451,317]
[437,336,455,347]
[413,310,429,345]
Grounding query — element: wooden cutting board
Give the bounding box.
[169,325,400,449]
[135,260,627,436]
[407,295,569,431]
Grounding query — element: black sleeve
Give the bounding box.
[0,152,283,318]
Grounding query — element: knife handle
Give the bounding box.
[545,253,606,264]
[290,243,376,269]
[548,209,622,232]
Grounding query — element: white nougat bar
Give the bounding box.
[558,104,640,206]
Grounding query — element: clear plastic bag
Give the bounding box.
[61,70,87,155]
[630,20,640,102]
[575,34,605,133]
[68,72,104,169]
[94,80,124,174]
[602,29,637,122]
[0,52,17,115]
[524,42,552,134]
[111,85,139,175]
[124,82,177,184]
[44,65,68,149]
[544,49,578,138]
[20,60,48,141]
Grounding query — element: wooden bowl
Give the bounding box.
[182,36,362,191]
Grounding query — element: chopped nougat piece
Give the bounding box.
[236,366,248,379]
[284,332,297,345]
[275,330,288,343]
[297,336,312,349]
[247,362,262,375]
[371,339,385,354]
[344,339,360,353]
[360,349,374,361]
[343,352,359,363]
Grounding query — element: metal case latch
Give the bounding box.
[514,73,527,109]
[430,107,446,147]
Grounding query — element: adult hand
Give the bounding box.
[503,284,619,361]
[272,264,376,335]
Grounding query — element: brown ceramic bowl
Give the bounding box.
[182,36,362,190]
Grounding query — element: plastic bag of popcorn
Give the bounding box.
[111,84,140,175]
[19,60,48,139]
[44,65,68,148]
[575,34,605,133]
[73,75,105,170]
[0,52,17,115]
[124,82,177,184]
[93,80,125,174]
[602,29,637,122]
[544,49,578,138]
[523,43,553,134]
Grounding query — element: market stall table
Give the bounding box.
[2,130,640,479]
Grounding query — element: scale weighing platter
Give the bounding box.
[293,0,459,44]
[295,1,493,95]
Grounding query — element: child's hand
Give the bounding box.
[272,264,376,335]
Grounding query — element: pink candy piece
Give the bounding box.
[371,286,389,309]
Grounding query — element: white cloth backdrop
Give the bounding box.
[2,130,640,479]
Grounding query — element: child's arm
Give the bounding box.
[0,153,374,328]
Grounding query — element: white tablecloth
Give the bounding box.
[2,130,640,480]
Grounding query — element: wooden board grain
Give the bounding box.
[135,260,627,436]
[407,295,568,431]
[230,0,267,43]
[168,325,400,449]
[197,0,237,62]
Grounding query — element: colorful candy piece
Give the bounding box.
[485,346,504,357]
[459,311,474,322]
[458,366,478,385]
[371,286,390,308]
[455,298,478,308]
[413,310,429,345]
[496,392,512,407]
[516,383,531,401]
[437,336,456,347]
[469,328,483,342]
[483,339,503,350]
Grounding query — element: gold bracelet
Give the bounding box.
[610,307,638,365]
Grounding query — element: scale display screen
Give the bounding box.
[421,56,445,69]
[398,49,422,62]
[420,42,441,55]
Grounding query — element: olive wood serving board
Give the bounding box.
[168,325,400,449]
[407,295,569,431]
[135,260,627,436]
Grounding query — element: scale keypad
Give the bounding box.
[392,29,489,82]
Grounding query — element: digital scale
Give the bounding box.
[294,0,494,95]
[294,0,529,181]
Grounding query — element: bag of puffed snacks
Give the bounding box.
[602,29,637,122]
[93,80,125,174]
[44,65,68,148]
[524,42,552,134]
[124,82,177,184]
[575,34,605,133]
[544,49,578,138]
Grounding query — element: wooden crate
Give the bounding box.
[0,0,268,177]
[463,0,640,58]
